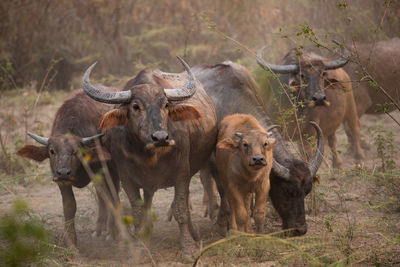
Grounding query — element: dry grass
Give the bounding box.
[0,86,399,266]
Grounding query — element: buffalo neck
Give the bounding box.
[231,152,264,182]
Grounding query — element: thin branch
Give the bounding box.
[0,65,18,90]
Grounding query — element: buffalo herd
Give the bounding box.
[17,38,399,259]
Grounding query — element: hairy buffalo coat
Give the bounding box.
[257,42,364,168]
[215,114,275,234]
[345,37,400,117]
[81,57,218,258]
[343,37,400,151]
[158,61,324,236]
[17,88,120,246]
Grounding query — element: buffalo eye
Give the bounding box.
[49,148,55,155]
[132,103,140,111]
[164,102,169,109]
[243,142,248,148]
[300,73,305,79]
[264,142,268,147]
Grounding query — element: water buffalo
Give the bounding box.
[215,114,276,234]
[81,57,217,259]
[343,37,400,151]
[345,37,400,117]
[257,42,364,168]
[154,61,324,236]
[17,89,120,246]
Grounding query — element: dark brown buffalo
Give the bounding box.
[257,43,364,168]
[158,61,324,236]
[343,37,400,150]
[17,88,120,246]
[81,57,217,258]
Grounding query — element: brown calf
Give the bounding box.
[216,114,275,234]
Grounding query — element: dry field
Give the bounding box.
[0,88,399,266]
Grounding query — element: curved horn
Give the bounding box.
[308,121,325,177]
[164,56,197,101]
[256,45,298,74]
[27,132,48,145]
[272,159,291,181]
[267,125,280,137]
[267,124,280,132]
[235,132,243,139]
[81,133,104,145]
[82,62,131,104]
[323,40,350,70]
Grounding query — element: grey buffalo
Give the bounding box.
[81,57,218,258]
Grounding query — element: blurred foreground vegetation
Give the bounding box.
[0,200,48,266]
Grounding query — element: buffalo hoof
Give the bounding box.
[91,230,107,239]
[189,222,200,242]
[180,242,198,263]
[63,234,78,248]
[360,138,371,151]
[203,204,219,220]
[332,161,343,170]
[105,234,114,241]
[216,224,228,237]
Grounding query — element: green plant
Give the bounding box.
[0,199,49,266]
[368,125,396,171]
[0,61,17,90]
[0,133,28,175]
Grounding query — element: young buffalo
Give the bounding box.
[216,114,276,234]
[17,89,120,246]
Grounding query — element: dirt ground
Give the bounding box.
[1,90,399,266]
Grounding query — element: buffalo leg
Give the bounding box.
[58,184,77,246]
[105,176,121,240]
[344,124,365,166]
[173,179,198,259]
[227,186,250,233]
[244,193,253,232]
[167,192,193,221]
[120,177,143,231]
[343,93,365,165]
[95,186,108,237]
[328,134,343,169]
[200,168,219,220]
[216,189,230,236]
[254,182,269,234]
[233,198,250,233]
[93,170,121,240]
[135,190,154,236]
[344,122,370,152]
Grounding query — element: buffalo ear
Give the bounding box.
[268,137,276,147]
[16,145,49,162]
[99,109,127,131]
[168,104,202,121]
[324,71,346,88]
[217,138,238,151]
[87,146,111,162]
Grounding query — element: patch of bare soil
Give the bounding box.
[1,91,399,266]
